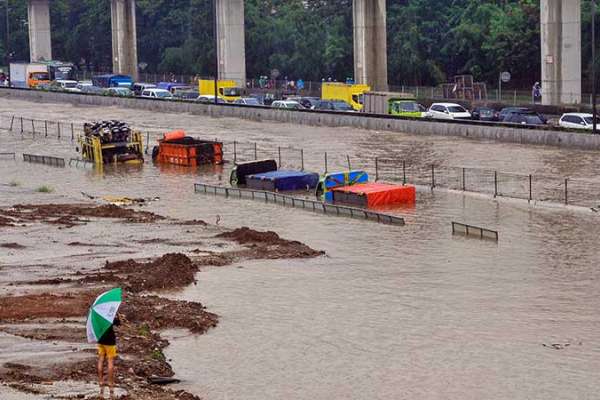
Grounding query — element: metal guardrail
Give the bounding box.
[68,158,95,168]
[452,222,498,241]
[0,152,16,159]
[194,183,405,226]
[23,153,66,168]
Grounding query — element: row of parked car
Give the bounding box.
[424,102,597,130]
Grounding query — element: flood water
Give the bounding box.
[1,98,600,399]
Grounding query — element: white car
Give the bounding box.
[271,100,303,110]
[426,102,471,120]
[141,88,174,100]
[55,80,81,93]
[559,113,597,130]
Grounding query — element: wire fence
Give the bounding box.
[69,71,600,106]
[2,114,600,209]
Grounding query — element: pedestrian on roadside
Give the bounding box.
[532,82,541,104]
[98,314,121,398]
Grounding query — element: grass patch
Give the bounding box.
[8,180,20,187]
[138,324,151,338]
[150,349,165,361]
[36,185,53,193]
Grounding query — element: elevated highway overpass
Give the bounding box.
[26,0,581,105]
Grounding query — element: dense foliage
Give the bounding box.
[0,0,597,87]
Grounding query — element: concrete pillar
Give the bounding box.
[353,0,388,91]
[27,0,52,62]
[216,0,246,87]
[540,0,581,105]
[111,0,138,80]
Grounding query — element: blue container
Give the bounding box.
[318,170,369,202]
[246,170,320,191]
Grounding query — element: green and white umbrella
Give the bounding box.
[86,288,122,344]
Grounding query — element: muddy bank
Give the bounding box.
[217,226,326,260]
[0,203,165,228]
[0,203,324,399]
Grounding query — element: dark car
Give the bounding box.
[499,107,547,123]
[504,112,546,126]
[499,107,530,121]
[471,106,499,121]
[174,90,200,101]
[312,100,354,112]
[287,96,320,109]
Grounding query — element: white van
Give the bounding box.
[141,88,174,100]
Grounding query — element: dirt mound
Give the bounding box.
[0,242,26,249]
[105,253,199,293]
[0,215,15,227]
[0,203,164,227]
[0,292,99,321]
[217,227,281,244]
[217,227,325,259]
[179,219,208,226]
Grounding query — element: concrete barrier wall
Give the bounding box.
[2,88,600,150]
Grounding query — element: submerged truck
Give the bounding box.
[10,63,50,88]
[199,79,242,102]
[321,83,370,111]
[363,92,424,118]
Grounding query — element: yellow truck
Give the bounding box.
[198,79,242,102]
[321,83,370,111]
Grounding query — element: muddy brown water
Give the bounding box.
[1,98,600,399]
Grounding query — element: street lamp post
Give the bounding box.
[5,0,9,73]
[213,0,218,106]
[593,0,597,134]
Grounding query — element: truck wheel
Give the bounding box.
[151,146,159,160]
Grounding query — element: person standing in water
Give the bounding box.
[98,315,120,398]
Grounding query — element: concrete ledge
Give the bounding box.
[2,88,600,150]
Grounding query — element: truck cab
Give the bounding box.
[28,71,50,88]
[199,79,242,102]
[389,99,424,118]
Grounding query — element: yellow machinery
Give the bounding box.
[198,79,242,102]
[78,131,144,166]
[321,83,371,111]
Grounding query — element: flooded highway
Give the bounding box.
[1,98,600,399]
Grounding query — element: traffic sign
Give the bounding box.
[501,71,511,83]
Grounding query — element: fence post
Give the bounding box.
[403,161,406,185]
[233,141,237,163]
[71,123,74,141]
[9,116,14,132]
[44,120,48,137]
[254,142,257,160]
[278,146,281,167]
[346,155,351,170]
[375,157,379,182]
[31,119,35,137]
[431,164,435,189]
[528,174,532,202]
[301,149,304,171]
[513,90,517,105]
[462,167,466,191]
[57,122,61,139]
[564,178,568,205]
[324,152,328,173]
[20,117,23,133]
[494,171,498,197]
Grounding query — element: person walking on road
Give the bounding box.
[97,315,120,398]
